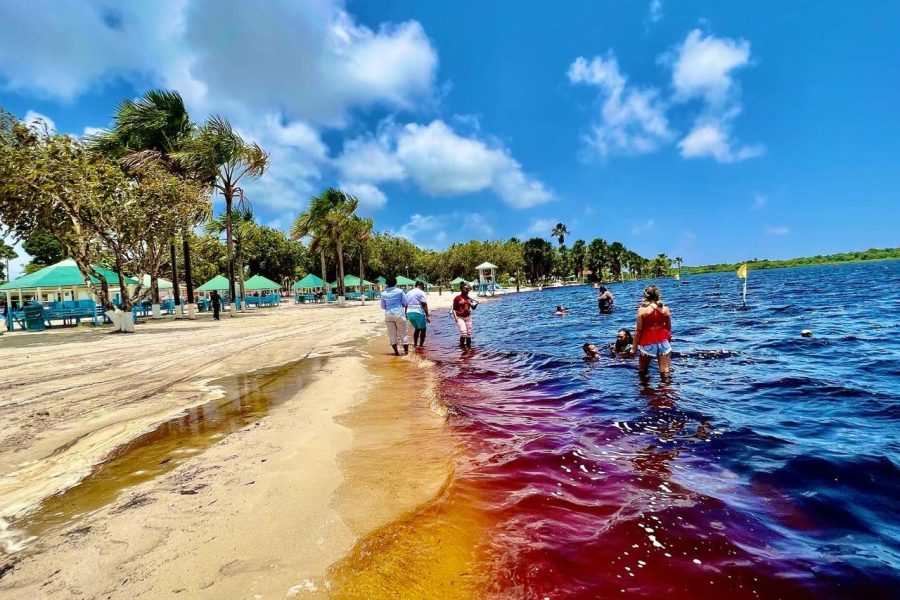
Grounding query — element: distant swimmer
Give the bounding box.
[634,285,672,377]
[555,305,569,316]
[608,328,634,357]
[583,343,601,361]
[453,282,478,349]
[597,286,614,314]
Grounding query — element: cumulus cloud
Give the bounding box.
[397,213,447,247]
[23,110,56,132]
[396,211,495,248]
[568,54,672,157]
[669,29,763,163]
[520,218,558,239]
[764,224,790,236]
[340,182,388,210]
[335,119,552,209]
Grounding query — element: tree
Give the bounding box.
[22,229,65,271]
[551,222,570,248]
[206,209,259,290]
[608,241,626,281]
[570,239,586,281]
[586,238,609,282]
[0,113,206,325]
[349,216,373,301]
[291,189,357,299]
[90,90,208,308]
[0,238,16,281]
[522,237,554,284]
[175,116,268,308]
[651,253,671,277]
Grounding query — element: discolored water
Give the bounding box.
[396,261,899,599]
[8,356,325,547]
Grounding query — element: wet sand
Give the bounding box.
[0,294,460,598]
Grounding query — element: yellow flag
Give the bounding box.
[737,264,748,279]
[674,272,681,280]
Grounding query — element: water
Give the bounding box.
[410,262,899,599]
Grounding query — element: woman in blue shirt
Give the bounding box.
[380,275,409,355]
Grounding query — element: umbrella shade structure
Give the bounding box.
[196,275,231,292]
[395,275,416,287]
[376,276,387,285]
[449,276,467,285]
[293,274,325,289]
[0,259,137,290]
[244,274,282,291]
[329,274,376,289]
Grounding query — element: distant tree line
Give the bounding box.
[684,247,900,275]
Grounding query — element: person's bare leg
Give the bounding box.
[638,353,651,375]
[659,352,671,376]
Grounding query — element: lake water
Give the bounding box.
[423,261,900,599]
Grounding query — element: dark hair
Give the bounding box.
[557,305,563,311]
[642,285,664,308]
[582,343,593,352]
[386,275,397,287]
[618,328,633,343]
[415,280,425,288]
[598,286,607,292]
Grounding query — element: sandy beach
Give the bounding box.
[0,292,461,598]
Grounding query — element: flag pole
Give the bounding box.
[742,269,748,307]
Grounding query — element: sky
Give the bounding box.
[1,0,898,277]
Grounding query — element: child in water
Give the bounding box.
[583,343,601,361]
[609,328,634,357]
[555,305,569,316]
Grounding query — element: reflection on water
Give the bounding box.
[9,356,325,546]
[327,262,900,599]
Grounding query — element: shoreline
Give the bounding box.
[0,295,460,598]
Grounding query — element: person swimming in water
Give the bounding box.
[555,305,569,316]
[583,343,601,361]
[634,285,672,376]
[609,328,634,357]
[597,286,614,314]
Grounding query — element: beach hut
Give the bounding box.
[395,275,416,290]
[292,273,326,303]
[197,275,231,293]
[449,276,467,292]
[376,276,386,288]
[475,262,499,296]
[329,274,376,300]
[243,275,282,307]
[1,259,137,330]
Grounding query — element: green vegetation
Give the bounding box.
[685,248,900,274]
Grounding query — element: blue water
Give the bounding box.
[427,260,900,598]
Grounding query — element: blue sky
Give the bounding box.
[1,0,898,277]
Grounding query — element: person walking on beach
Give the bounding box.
[597,286,614,314]
[453,283,478,349]
[406,280,431,348]
[380,275,409,355]
[633,285,672,376]
[211,290,221,321]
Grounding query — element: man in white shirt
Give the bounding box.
[405,281,431,348]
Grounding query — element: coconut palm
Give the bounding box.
[89,90,210,308]
[350,216,374,302]
[206,209,258,291]
[551,223,570,248]
[174,116,268,309]
[291,188,358,300]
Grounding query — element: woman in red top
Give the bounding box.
[634,285,672,376]
[453,283,478,349]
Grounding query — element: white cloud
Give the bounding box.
[752,194,766,209]
[462,213,494,237]
[23,110,56,132]
[335,135,406,183]
[568,54,671,157]
[678,120,764,163]
[631,218,656,235]
[669,29,763,163]
[81,126,104,138]
[397,213,446,248]
[396,211,496,249]
[340,182,387,210]
[648,0,664,24]
[764,224,790,236]
[671,29,751,105]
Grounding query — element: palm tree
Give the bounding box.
[0,239,17,282]
[551,223,571,248]
[608,241,626,281]
[206,209,258,292]
[175,116,268,310]
[350,216,374,303]
[291,188,358,301]
[89,90,209,310]
[674,256,684,276]
[570,239,586,281]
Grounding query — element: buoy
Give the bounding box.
[801,329,812,337]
